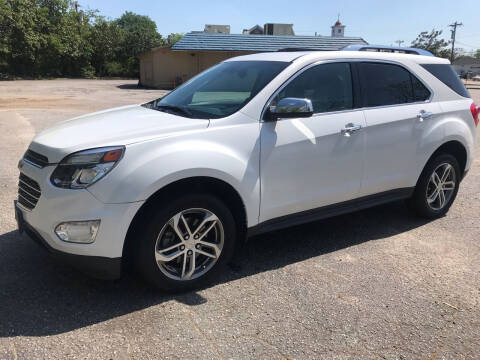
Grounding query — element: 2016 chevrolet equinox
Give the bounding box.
[15,49,479,291]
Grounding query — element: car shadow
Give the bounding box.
[0,200,431,337]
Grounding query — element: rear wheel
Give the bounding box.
[407,153,461,218]
[136,194,236,292]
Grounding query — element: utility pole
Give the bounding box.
[72,1,82,35]
[449,21,463,62]
[395,40,404,47]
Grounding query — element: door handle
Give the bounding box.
[417,110,433,122]
[341,123,362,136]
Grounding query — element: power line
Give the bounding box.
[449,21,463,62]
[456,40,480,49]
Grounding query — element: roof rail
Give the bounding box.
[342,44,434,56]
[276,48,325,52]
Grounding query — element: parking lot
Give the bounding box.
[0,79,479,359]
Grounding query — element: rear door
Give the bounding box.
[357,61,441,196]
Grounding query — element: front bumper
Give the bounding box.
[15,159,144,277]
[17,204,121,279]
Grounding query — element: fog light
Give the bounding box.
[54,220,100,244]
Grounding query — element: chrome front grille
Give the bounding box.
[23,150,49,168]
[18,173,41,210]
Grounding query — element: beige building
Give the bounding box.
[139,47,252,89]
[139,23,367,89]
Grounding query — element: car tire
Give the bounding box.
[135,193,237,292]
[407,153,461,219]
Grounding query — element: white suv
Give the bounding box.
[15,49,479,291]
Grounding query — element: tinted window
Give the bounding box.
[276,62,353,113]
[421,64,470,98]
[359,62,416,107]
[152,61,289,119]
[412,75,431,102]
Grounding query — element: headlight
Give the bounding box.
[51,146,125,189]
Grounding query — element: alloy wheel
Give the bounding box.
[154,208,224,281]
[426,162,456,211]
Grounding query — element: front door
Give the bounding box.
[260,62,365,222]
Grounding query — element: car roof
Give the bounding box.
[226,51,451,65]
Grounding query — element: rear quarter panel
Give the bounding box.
[400,61,476,182]
[414,98,476,183]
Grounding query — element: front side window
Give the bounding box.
[358,62,431,107]
[275,62,353,114]
[149,61,289,119]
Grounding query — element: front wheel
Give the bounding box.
[407,153,461,218]
[136,194,237,292]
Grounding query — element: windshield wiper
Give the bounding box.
[155,104,193,117]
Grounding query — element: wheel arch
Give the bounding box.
[122,176,248,264]
[421,140,467,181]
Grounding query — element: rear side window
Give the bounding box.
[412,76,431,102]
[421,64,470,98]
[358,62,431,107]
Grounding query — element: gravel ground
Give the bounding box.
[0,79,479,360]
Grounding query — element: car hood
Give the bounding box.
[28,105,209,163]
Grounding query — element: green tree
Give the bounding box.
[0,0,49,76]
[0,0,96,77]
[474,49,480,59]
[45,4,96,76]
[0,0,13,73]
[0,2,164,78]
[165,33,183,46]
[411,29,450,58]
[89,16,122,76]
[114,11,163,76]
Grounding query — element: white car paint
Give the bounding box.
[29,104,209,163]
[359,101,443,196]
[259,110,366,222]
[17,50,477,263]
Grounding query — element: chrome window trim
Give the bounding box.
[261,58,435,121]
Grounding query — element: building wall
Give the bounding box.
[453,64,480,76]
[139,48,253,89]
[263,23,294,35]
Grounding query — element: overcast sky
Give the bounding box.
[80,0,480,52]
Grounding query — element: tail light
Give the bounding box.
[471,102,479,127]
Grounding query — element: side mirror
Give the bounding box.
[267,97,313,121]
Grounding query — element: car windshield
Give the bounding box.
[147,61,290,119]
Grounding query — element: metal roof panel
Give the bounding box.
[171,32,368,52]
